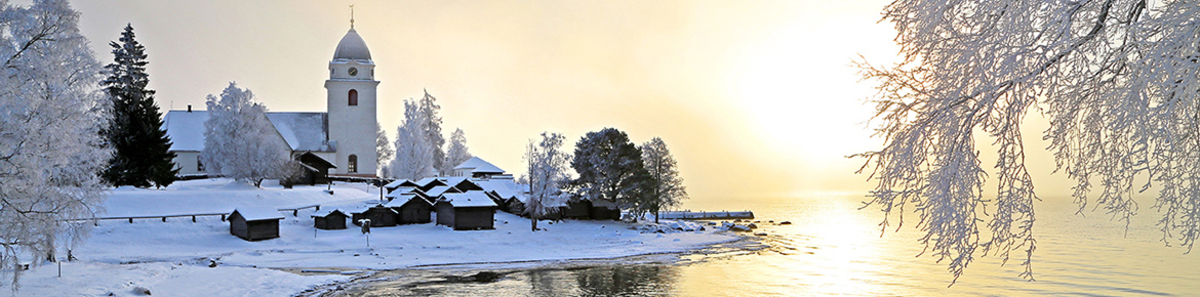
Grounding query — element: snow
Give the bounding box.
[16,178,738,296]
[383,194,429,208]
[451,156,492,170]
[383,179,415,189]
[383,186,417,199]
[266,112,334,152]
[233,207,285,221]
[425,185,455,197]
[163,110,208,151]
[471,162,505,174]
[440,191,499,207]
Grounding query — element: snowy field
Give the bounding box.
[17,179,739,296]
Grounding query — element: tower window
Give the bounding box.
[348,89,358,106]
[348,154,358,173]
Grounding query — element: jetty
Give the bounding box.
[658,210,754,220]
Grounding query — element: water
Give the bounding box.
[336,195,1200,296]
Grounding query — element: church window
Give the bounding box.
[348,154,358,173]
[348,89,358,106]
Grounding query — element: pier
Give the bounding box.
[658,210,754,220]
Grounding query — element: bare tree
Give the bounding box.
[639,138,687,224]
[524,132,571,231]
[857,0,1200,284]
[0,0,109,290]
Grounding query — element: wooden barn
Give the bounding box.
[311,209,349,230]
[385,193,434,224]
[229,207,285,241]
[435,191,498,230]
[562,198,592,219]
[589,199,622,221]
[294,152,336,185]
[351,205,399,227]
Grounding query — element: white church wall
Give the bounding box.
[173,151,203,175]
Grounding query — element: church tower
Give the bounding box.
[325,19,378,177]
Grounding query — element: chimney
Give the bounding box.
[187,105,192,113]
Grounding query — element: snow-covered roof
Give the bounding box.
[232,207,284,221]
[310,209,347,217]
[333,28,371,60]
[440,191,498,208]
[163,110,208,151]
[416,177,445,188]
[471,162,505,174]
[425,186,458,197]
[453,156,499,171]
[384,186,419,198]
[384,179,418,189]
[384,194,431,207]
[265,112,334,152]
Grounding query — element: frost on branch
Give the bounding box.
[856,0,1200,284]
[388,99,435,181]
[200,83,289,187]
[0,0,108,290]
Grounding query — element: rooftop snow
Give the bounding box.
[384,186,419,198]
[384,194,430,207]
[440,191,498,207]
[425,186,456,197]
[452,156,496,170]
[266,112,333,152]
[384,179,417,189]
[163,110,208,151]
[232,207,285,221]
[471,162,505,174]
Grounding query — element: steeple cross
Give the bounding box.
[350,5,355,29]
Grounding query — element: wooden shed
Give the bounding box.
[229,207,284,241]
[441,177,484,192]
[384,179,420,193]
[424,185,462,200]
[351,205,399,227]
[385,194,434,224]
[589,199,622,221]
[295,152,336,185]
[562,199,592,219]
[435,191,498,230]
[415,177,448,192]
[311,209,349,230]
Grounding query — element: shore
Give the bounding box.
[14,179,740,296]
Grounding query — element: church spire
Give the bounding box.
[350,4,355,29]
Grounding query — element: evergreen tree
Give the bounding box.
[570,128,649,209]
[100,24,177,188]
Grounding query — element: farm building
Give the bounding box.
[415,177,448,192]
[385,193,434,224]
[311,209,349,230]
[385,186,431,203]
[351,205,398,227]
[435,191,498,230]
[425,185,462,199]
[440,176,484,192]
[229,207,285,241]
[562,198,592,219]
[589,199,621,220]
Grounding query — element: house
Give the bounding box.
[451,156,510,178]
[229,207,284,241]
[351,205,398,227]
[435,191,498,230]
[385,193,434,224]
[311,209,349,230]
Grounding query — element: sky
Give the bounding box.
[69,0,1078,206]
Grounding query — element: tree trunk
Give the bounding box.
[531,216,538,232]
[654,209,659,224]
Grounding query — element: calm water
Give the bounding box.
[339,195,1200,296]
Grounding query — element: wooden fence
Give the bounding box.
[66,204,322,225]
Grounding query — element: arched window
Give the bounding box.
[348,154,358,173]
[348,89,358,106]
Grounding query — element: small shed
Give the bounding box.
[415,177,448,192]
[425,185,462,199]
[351,205,399,227]
[229,207,284,241]
[589,199,621,221]
[311,209,349,230]
[441,177,485,192]
[562,198,592,219]
[295,152,336,185]
[385,193,435,224]
[435,191,498,230]
[384,179,420,193]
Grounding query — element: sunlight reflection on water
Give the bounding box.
[346,195,1200,296]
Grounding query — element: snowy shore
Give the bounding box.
[16,179,739,296]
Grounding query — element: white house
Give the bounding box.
[164,24,380,177]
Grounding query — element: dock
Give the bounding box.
[657,210,754,220]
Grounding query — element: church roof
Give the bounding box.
[163,110,208,151]
[163,110,335,153]
[333,28,371,60]
[265,112,334,152]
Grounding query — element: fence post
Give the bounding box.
[192,215,196,223]
[128,218,133,224]
[162,217,167,222]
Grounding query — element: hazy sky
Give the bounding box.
[69,1,1080,206]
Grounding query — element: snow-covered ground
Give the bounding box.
[17,179,738,296]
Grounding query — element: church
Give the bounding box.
[164,24,380,178]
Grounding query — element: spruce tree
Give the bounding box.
[101,24,178,188]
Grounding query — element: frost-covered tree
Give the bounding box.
[523,132,571,231]
[570,128,648,208]
[0,0,109,290]
[418,90,447,175]
[638,138,686,224]
[100,24,177,188]
[857,0,1200,284]
[376,122,393,175]
[446,128,472,169]
[389,99,435,181]
[200,83,288,187]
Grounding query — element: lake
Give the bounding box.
[336,194,1200,296]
